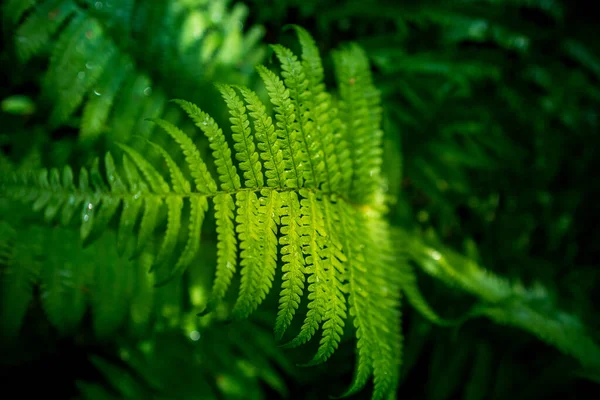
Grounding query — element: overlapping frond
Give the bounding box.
[3,0,265,143]
[78,321,293,400]
[0,221,41,339]
[0,28,401,399]
[401,230,600,371]
[0,223,152,339]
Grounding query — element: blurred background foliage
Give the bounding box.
[1,0,599,399]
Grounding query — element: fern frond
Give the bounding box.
[117,156,146,255]
[398,259,454,326]
[7,0,265,142]
[2,0,36,26]
[129,249,155,335]
[169,196,208,280]
[146,143,186,267]
[43,12,116,129]
[0,222,41,339]
[81,320,290,400]
[403,230,600,370]
[80,56,131,140]
[1,29,403,399]
[14,0,76,63]
[0,222,147,339]
[117,144,168,255]
[40,230,92,335]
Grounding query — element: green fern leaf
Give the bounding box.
[14,0,76,63]
[117,144,168,255]
[129,249,155,335]
[146,140,190,266]
[274,191,306,340]
[59,165,79,225]
[80,56,131,141]
[83,159,122,245]
[8,0,265,146]
[40,230,91,334]
[333,44,383,203]
[256,65,305,188]
[236,86,285,189]
[404,230,600,370]
[231,190,262,318]
[117,155,146,256]
[282,190,330,348]
[170,196,208,280]
[78,167,100,242]
[206,192,237,308]
[307,197,348,356]
[291,25,348,193]
[271,44,320,188]
[43,13,116,128]
[42,168,65,222]
[253,189,281,304]
[91,233,136,338]
[116,143,169,194]
[3,0,36,26]
[323,208,377,385]
[152,118,217,194]
[398,260,453,326]
[104,153,126,192]
[216,83,264,188]
[0,223,42,339]
[172,99,240,191]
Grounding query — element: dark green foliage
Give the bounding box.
[3,0,264,146]
[1,1,599,399]
[78,323,294,400]
[0,222,151,340]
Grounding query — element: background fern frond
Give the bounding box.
[401,229,600,371]
[4,0,265,148]
[0,221,41,340]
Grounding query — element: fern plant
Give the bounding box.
[3,0,264,145]
[1,26,402,399]
[396,228,600,371]
[77,320,295,400]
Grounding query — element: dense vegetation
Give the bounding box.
[1,1,599,399]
